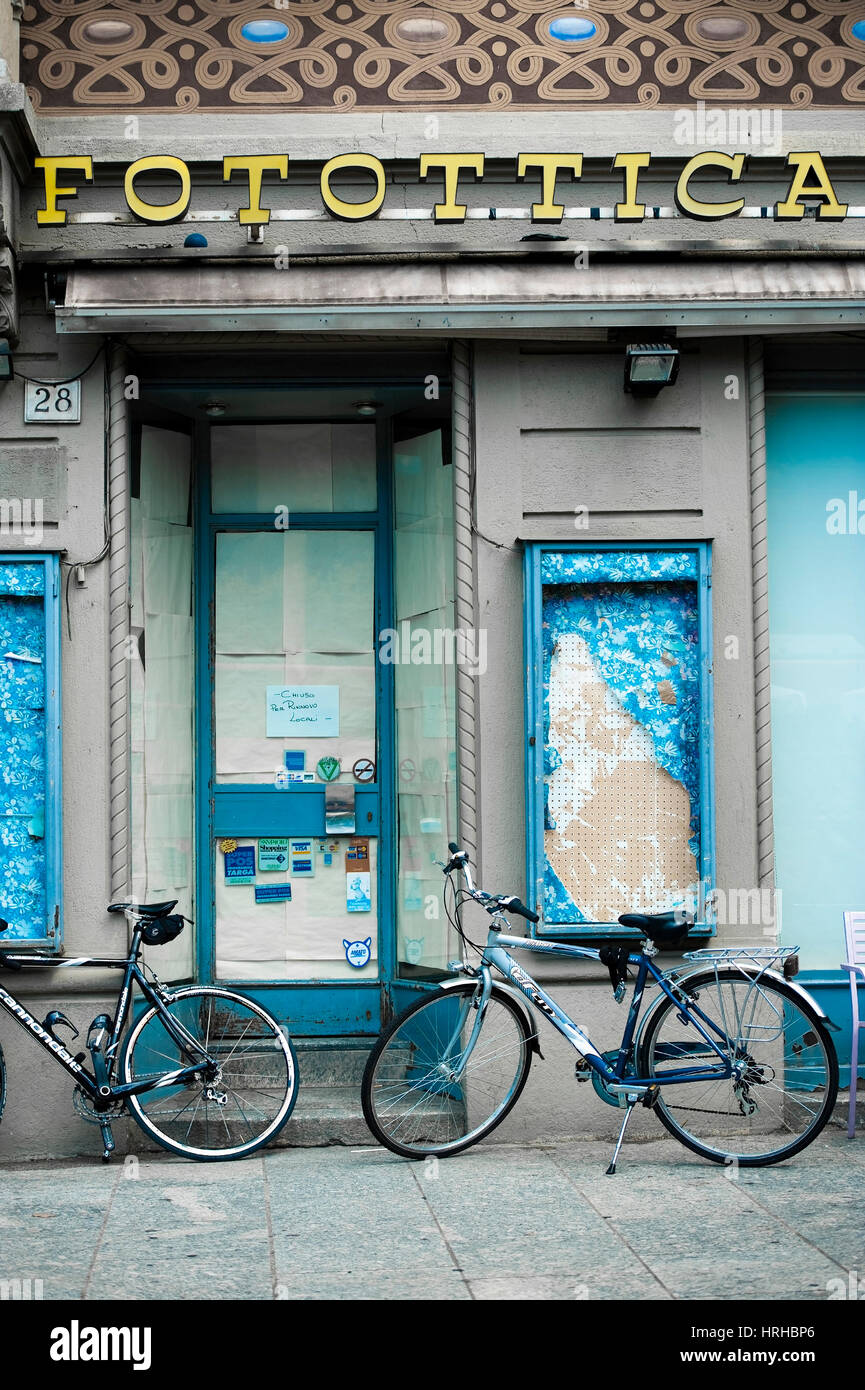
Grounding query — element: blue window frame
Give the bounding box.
[523,542,715,939]
[0,554,62,948]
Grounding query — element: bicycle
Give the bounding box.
[0,900,299,1162]
[362,844,840,1173]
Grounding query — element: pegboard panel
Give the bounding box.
[542,576,701,925]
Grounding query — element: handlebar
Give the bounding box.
[443,843,540,924]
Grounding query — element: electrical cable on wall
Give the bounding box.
[57,342,116,639]
[13,340,105,387]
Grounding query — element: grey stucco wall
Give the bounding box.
[0,293,122,1158]
[470,337,760,1142]
[0,318,762,1160]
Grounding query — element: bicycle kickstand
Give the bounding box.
[605,1095,639,1176]
[100,1121,116,1164]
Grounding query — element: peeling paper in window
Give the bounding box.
[542,580,701,924]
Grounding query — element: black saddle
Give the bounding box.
[617,909,693,946]
[107,900,177,918]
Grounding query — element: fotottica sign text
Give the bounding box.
[34,151,851,226]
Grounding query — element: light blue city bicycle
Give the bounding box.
[362,845,839,1173]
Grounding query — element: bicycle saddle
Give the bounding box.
[107,900,177,918]
[617,910,694,946]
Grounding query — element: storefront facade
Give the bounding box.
[1,3,864,1155]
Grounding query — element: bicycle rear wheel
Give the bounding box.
[638,968,838,1166]
[362,982,535,1159]
[121,987,298,1160]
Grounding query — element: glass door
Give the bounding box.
[197,420,391,1033]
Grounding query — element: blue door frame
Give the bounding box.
[192,419,396,1034]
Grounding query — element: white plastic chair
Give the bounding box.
[842,911,865,1137]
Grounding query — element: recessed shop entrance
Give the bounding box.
[132,351,455,1033]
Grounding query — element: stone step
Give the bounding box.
[281,1085,373,1147]
[291,1037,373,1086]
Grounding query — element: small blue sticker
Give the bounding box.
[284,750,305,771]
[344,937,372,968]
[254,883,293,904]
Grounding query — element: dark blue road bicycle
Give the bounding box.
[362,845,839,1173]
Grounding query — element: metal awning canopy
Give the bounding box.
[57,260,865,336]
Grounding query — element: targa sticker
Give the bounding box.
[343,937,371,969]
[224,845,255,885]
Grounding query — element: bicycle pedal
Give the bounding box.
[641,1083,661,1109]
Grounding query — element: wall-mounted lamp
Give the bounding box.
[354,401,381,417]
[0,339,14,383]
[203,400,227,418]
[623,343,680,398]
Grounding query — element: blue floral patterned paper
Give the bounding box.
[542,573,700,924]
[0,589,46,939]
[540,550,697,586]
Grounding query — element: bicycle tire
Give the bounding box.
[638,968,839,1167]
[121,986,298,1161]
[362,982,535,1159]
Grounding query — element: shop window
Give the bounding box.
[766,393,865,970]
[524,545,714,936]
[130,426,195,978]
[0,555,61,947]
[394,427,458,976]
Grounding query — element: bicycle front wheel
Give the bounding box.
[638,968,838,1166]
[362,982,535,1159]
[121,987,298,1160]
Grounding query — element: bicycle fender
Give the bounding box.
[437,977,544,1056]
[634,964,837,1056]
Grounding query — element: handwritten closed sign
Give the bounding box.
[266,685,339,738]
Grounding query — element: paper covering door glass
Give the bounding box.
[130,425,195,981]
[213,528,378,982]
[210,423,377,514]
[392,429,458,978]
[214,531,375,783]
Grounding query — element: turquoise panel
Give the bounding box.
[766,395,865,971]
[0,592,46,938]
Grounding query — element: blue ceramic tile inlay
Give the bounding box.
[548,15,597,41]
[852,20,865,41]
[240,19,289,43]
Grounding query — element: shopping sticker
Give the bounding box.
[258,837,289,872]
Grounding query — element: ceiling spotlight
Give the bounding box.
[203,400,227,417]
[354,401,381,417]
[623,343,680,398]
